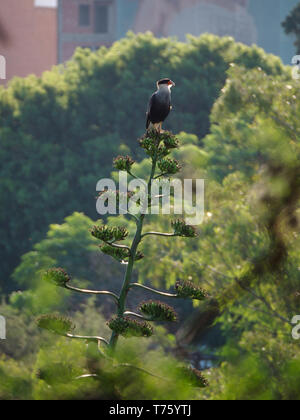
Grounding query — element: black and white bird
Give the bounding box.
[146,78,175,132]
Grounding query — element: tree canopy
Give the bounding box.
[282,2,300,54]
[1,32,299,400]
[0,32,285,294]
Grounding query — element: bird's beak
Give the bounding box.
[170,81,176,87]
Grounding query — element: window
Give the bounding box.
[34,0,57,7]
[94,3,109,34]
[79,5,91,26]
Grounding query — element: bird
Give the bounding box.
[146,78,175,132]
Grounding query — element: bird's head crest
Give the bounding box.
[157,78,175,88]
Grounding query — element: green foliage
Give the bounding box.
[0,334,208,400]
[139,131,181,162]
[139,301,178,322]
[179,366,209,389]
[31,335,208,400]
[36,363,79,386]
[0,358,33,400]
[0,302,41,361]
[108,317,153,338]
[139,130,169,159]
[158,158,182,175]
[100,244,131,262]
[37,315,74,336]
[172,219,197,238]
[136,62,300,400]
[175,280,207,301]
[10,212,127,315]
[113,155,135,172]
[35,128,209,393]
[0,33,285,293]
[161,134,180,150]
[2,33,299,400]
[90,225,129,242]
[13,212,98,290]
[43,268,71,288]
[282,2,300,54]
[202,329,300,400]
[33,338,110,400]
[204,65,296,182]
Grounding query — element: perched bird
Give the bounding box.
[146,78,175,132]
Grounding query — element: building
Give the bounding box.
[57,0,117,63]
[58,0,299,65]
[0,0,57,85]
[0,0,299,83]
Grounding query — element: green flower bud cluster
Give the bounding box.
[139,132,160,158]
[175,280,207,301]
[171,219,197,237]
[139,300,178,322]
[108,317,153,338]
[36,363,78,386]
[160,132,180,150]
[37,315,74,336]
[134,251,145,261]
[98,189,133,204]
[179,366,209,388]
[90,225,129,242]
[156,133,180,159]
[100,244,130,262]
[139,131,179,160]
[158,158,181,175]
[100,245,144,263]
[113,155,135,172]
[43,268,70,288]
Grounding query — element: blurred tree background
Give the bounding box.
[0,32,284,294]
[282,2,300,54]
[0,32,299,400]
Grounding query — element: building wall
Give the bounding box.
[58,0,117,62]
[57,0,300,65]
[116,0,298,64]
[0,0,57,84]
[1,0,298,84]
[132,0,256,44]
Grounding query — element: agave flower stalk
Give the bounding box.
[39,130,208,386]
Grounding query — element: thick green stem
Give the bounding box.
[108,214,145,351]
[108,146,159,352]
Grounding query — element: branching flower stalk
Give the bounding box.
[108,134,159,349]
[38,130,208,387]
